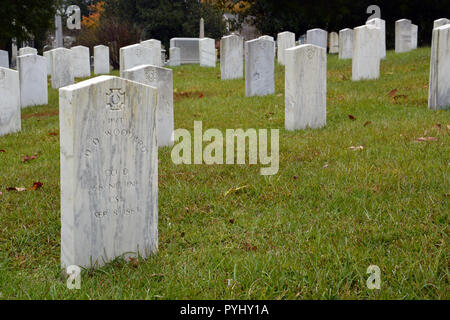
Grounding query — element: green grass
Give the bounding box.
[0,47,448,299]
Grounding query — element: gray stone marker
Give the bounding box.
[169,38,200,64]
[395,19,412,53]
[0,50,9,68]
[285,44,326,131]
[428,24,450,110]
[411,24,418,49]
[119,44,153,77]
[277,31,296,65]
[245,38,275,97]
[17,54,48,108]
[123,65,174,147]
[60,75,158,269]
[94,45,110,75]
[199,38,216,67]
[433,18,449,29]
[43,51,52,76]
[169,47,180,66]
[328,32,339,54]
[352,25,380,81]
[306,29,327,49]
[200,18,205,38]
[220,35,243,80]
[0,67,21,136]
[50,48,74,89]
[366,18,386,59]
[18,47,37,57]
[141,39,162,67]
[338,28,353,59]
[71,46,91,78]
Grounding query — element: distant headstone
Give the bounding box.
[366,18,386,59]
[50,48,74,89]
[306,29,327,49]
[18,47,37,56]
[338,28,353,59]
[428,24,450,110]
[0,67,21,136]
[17,54,48,108]
[55,14,64,48]
[169,47,180,66]
[71,46,91,78]
[119,44,153,77]
[0,50,9,68]
[433,18,450,29]
[141,39,162,67]
[277,31,296,65]
[352,25,380,81]
[11,40,18,69]
[123,65,174,147]
[220,35,243,80]
[43,51,52,76]
[395,19,412,53]
[169,38,200,64]
[411,24,418,49]
[200,18,205,38]
[60,75,158,269]
[199,38,216,67]
[328,32,339,54]
[94,45,110,75]
[285,44,326,130]
[245,38,275,97]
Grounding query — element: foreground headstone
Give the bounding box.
[170,38,200,64]
[352,25,380,81]
[123,65,174,147]
[18,47,37,56]
[71,46,90,78]
[434,18,450,29]
[0,50,8,68]
[94,45,110,75]
[43,51,52,76]
[220,35,243,80]
[306,29,327,49]
[245,38,275,97]
[60,75,158,269]
[328,32,339,54]
[169,47,180,66]
[141,39,162,67]
[338,28,353,59]
[277,31,296,65]
[428,24,450,110]
[17,54,48,108]
[0,67,21,136]
[285,44,326,130]
[199,38,216,67]
[119,44,153,77]
[411,24,418,49]
[366,18,386,59]
[395,19,412,53]
[50,48,74,89]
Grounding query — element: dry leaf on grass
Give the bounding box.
[415,137,438,142]
[363,121,372,126]
[224,185,249,197]
[348,114,356,120]
[387,89,397,97]
[349,146,364,151]
[7,187,27,192]
[30,182,43,190]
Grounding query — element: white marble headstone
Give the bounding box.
[17,54,48,108]
[352,25,380,81]
[277,31,296,65]
[306,29,328,49]
[50,48,74,89]
[220,35,243,80]
[395,19,412,53]
[43,51,52,76]
[366,18,386,59]
[170,38,200,64]
[119,44,153,77]
[199,38,216,67]
[94,45,110,75]
[0,50,9,68]
[71,46,91,78]
[0,67,21,136]
[328,32,339,54]
[18,47,37,56]
[141,39,162,67]
[245,38,275,97]
[169,47,180,66]
[411,24,418,49]
[59,75,158,269]
[285,44,326,130]
[433,18,449,29]
[338,28,353,59]
[428,24,450,110]
[123,65,174,147]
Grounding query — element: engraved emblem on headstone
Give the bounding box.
[106,89,125,111]
[145,69,157,82]
[306,47,315,59]
[136,48,142,57]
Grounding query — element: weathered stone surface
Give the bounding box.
[119,44,153,77]
[328,32,339,54]
[59,75,158,269]
[366,18,386,59]
[18,47,37,56]
[352,25,380,81]
[306,29,327,49]
[169,38,200,64]
[71,46,91,78]
[395,19,412,53]
[220,35,243,80]
[50,48,74,89]
[277,31,296,64]
[285,44,326,131]
[411,24,418,49]
[123,65,174,147]
[0,50,8,68]
[141,39,162,67]
[245,38,275,97]
[338,28,353,59]
[43,51,52,76]
[17,54,48,108]
[0,67,21,136]
[199,38,216,67]
[434,18,450,29]
[428,24,450,110]
[94,45,110,75]
[169,47,180,66]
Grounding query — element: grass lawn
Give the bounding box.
[0,47,448,299]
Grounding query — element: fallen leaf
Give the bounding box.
[7,187,27,192]
[30,182,43,190]
[393,94,408,100]
[387,89,397,97]
[363,121,372,127]
[323,164,329,168]
[434,124,441,130]
[229,219,235,224]
[293,176,298,180]
[21,153,38,163]
[198,93,204,98]
[224,185,249,197]
[349,146,364,151]
[49,131,58,136]
[339,74,348,80]
[415,137,438,142]
[0,149,5,153]
[348,115,356,121]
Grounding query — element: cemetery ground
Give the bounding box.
[0,47,448,299]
